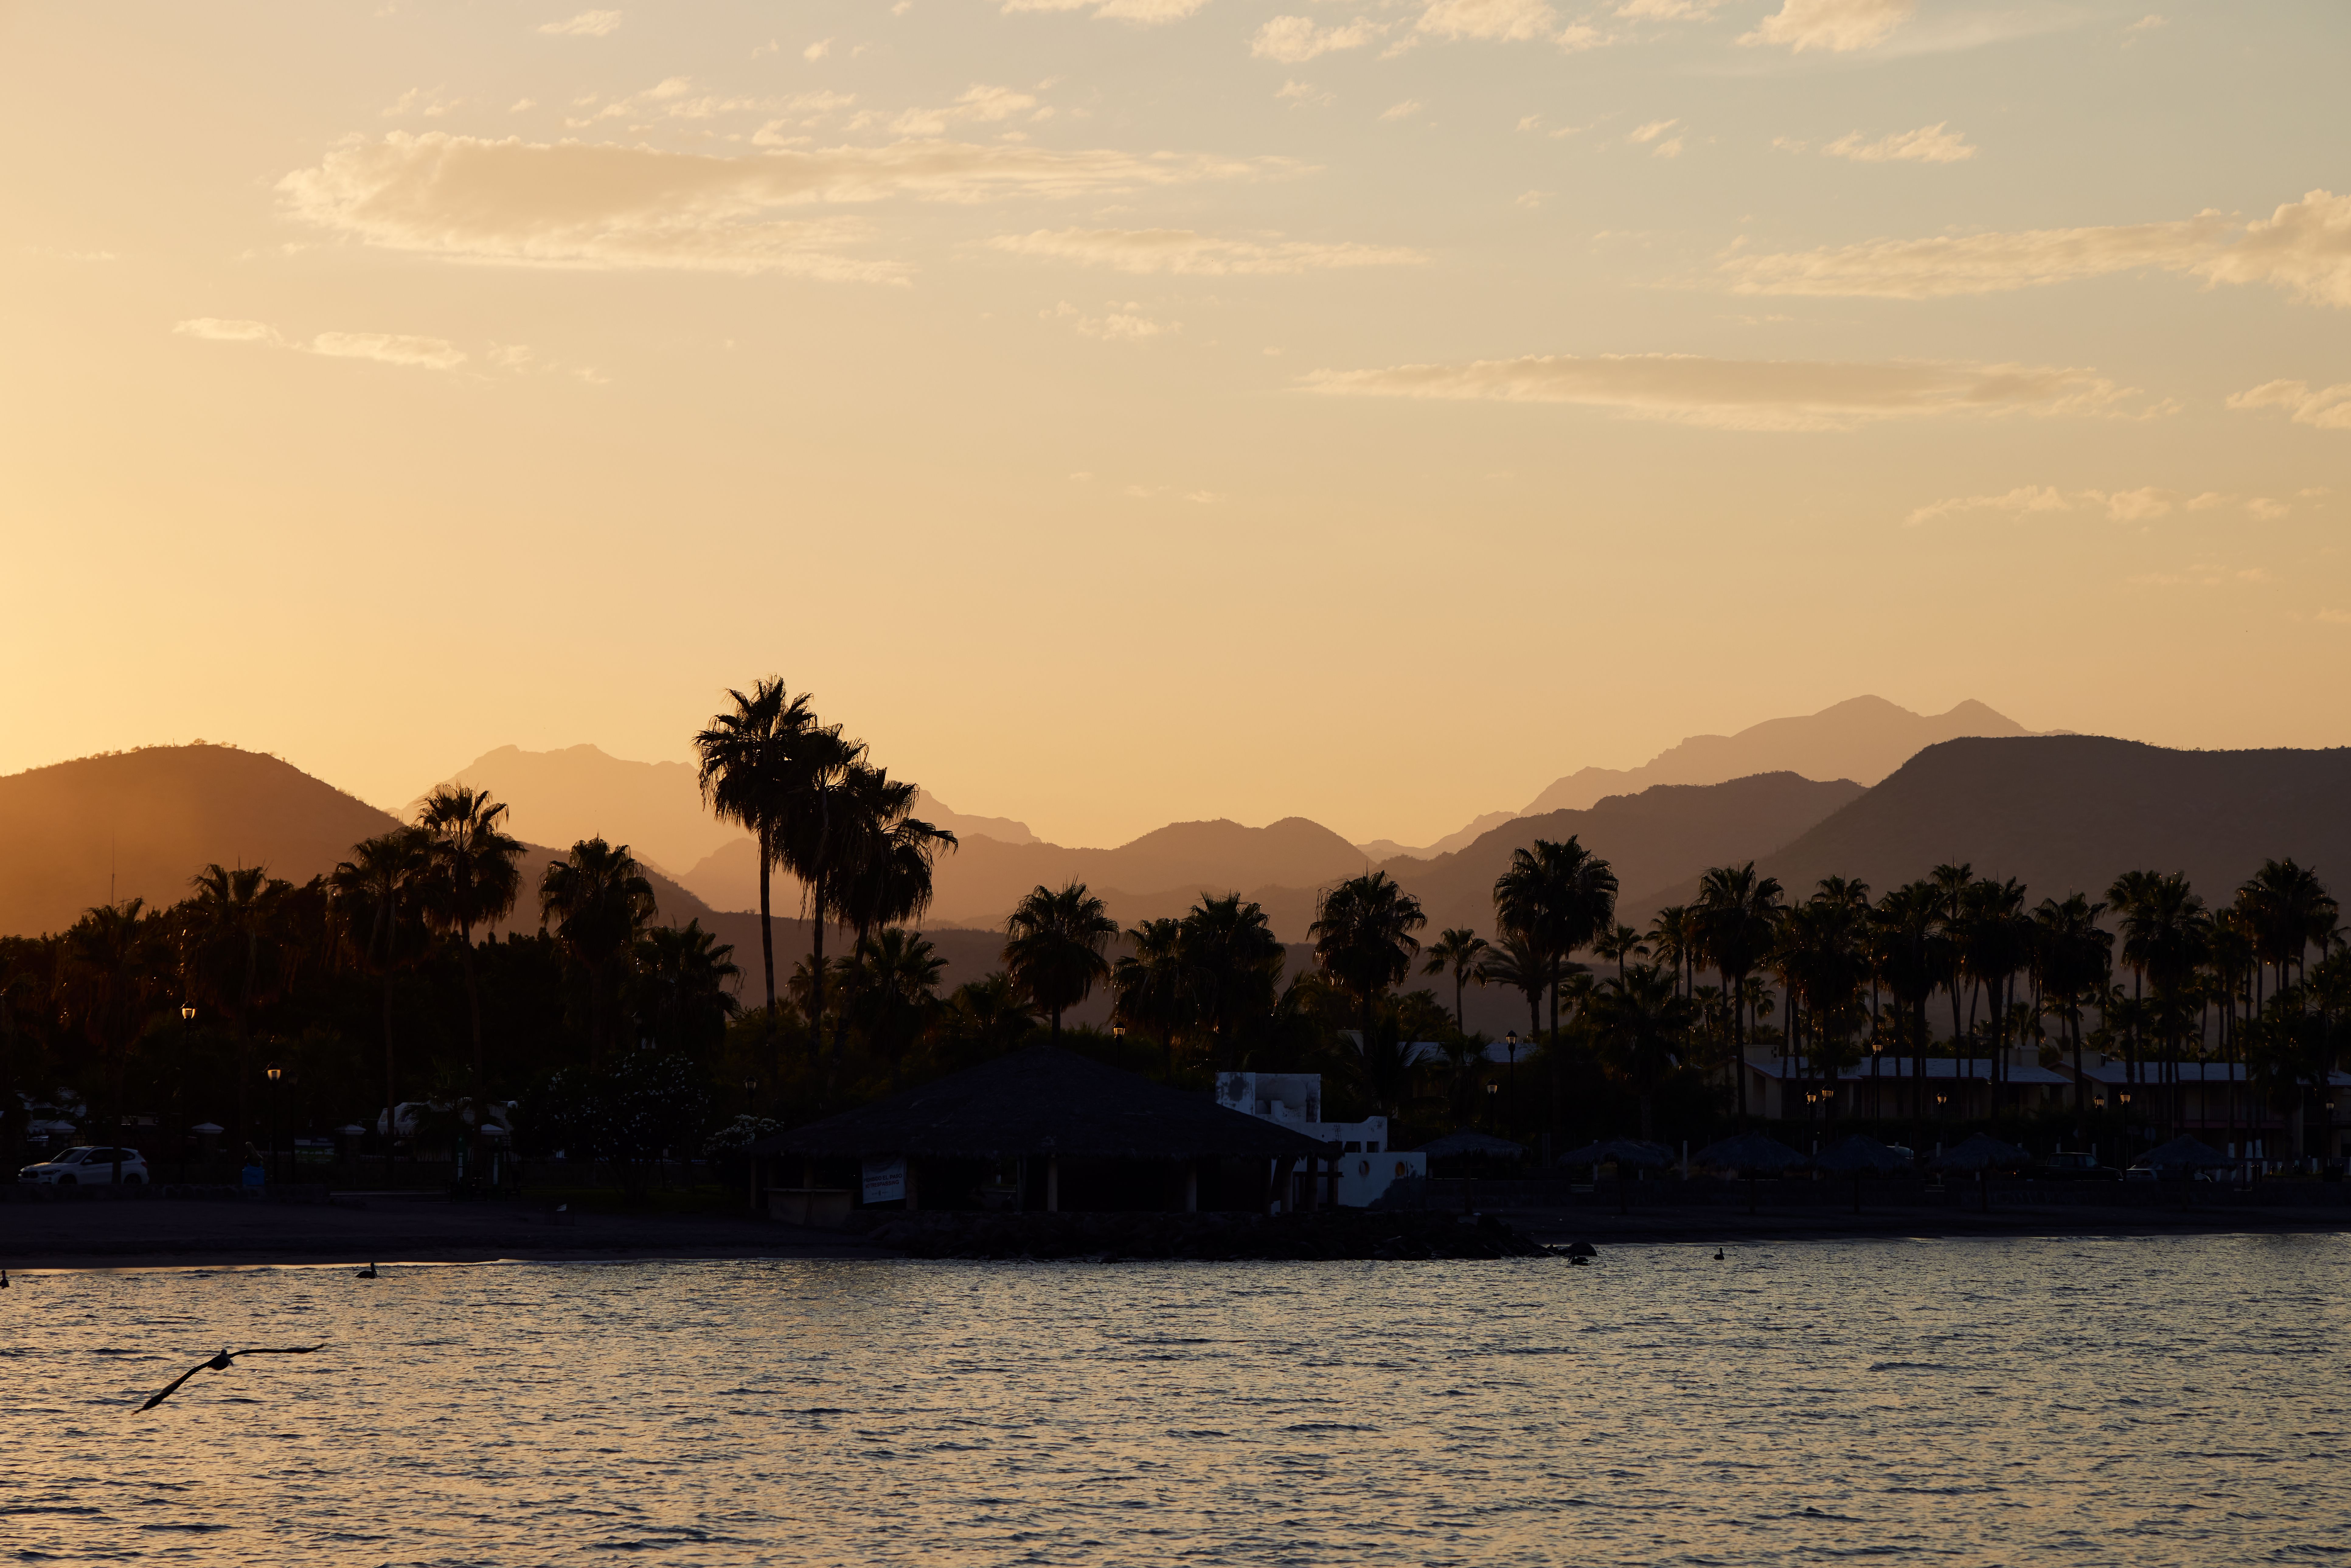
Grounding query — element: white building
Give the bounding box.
[1214,1071,1426,1208]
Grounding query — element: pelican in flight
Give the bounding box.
[138,1344,326,1411]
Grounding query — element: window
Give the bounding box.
[1366,1142,1380,1153]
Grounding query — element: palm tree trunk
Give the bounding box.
[382,971,397,1187]
[757,832,777,1024]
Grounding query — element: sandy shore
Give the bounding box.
[7,1191,2344,1268]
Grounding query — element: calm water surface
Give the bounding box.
[5,1234,2346,1566]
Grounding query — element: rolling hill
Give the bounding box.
[1718,736,2351,909]
[0,745,719,940]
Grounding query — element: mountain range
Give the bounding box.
[8,722,2349,1039]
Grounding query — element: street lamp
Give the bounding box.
[266,1064,282,1185]
[177,1005,195,1182]
[1485,1077,1498,1132]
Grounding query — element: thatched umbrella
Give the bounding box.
[1692,1133,1806,1214]
[2134,1134,2233,1207]
[1812,1134,1910,1215]
[1560,1138,1674,1213]
[1930,1133,2032,1212]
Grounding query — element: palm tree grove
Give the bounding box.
[4,678,2346,1197]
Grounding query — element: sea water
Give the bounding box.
[5,1234,2345,1565]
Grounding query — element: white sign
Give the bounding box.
[862,1156,906,1205]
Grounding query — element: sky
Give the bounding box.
[2,0,2347,849]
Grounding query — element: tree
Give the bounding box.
[1178,893,1286,1071]
[937,972,1039,1066]
[2239,858,2338,1005]
[1112,917,1191,1081]
[1647,905,1697,998]
[1422,928,1490,1032]
[1589,962,1696,1140]
[331,828,432,1165]
[539,838,659,1064]
[1004,882,1119,1040]
[1492,839,1618,1058]
[1691,863,1784,1117]
[1592,922,1648,981]
[694,678,821,1025]
[823,761,957,1060]
[1476,931,1547,1046]
[842,927,946,1087]
[62,899,165,1183]
[637,920,741,1057]
[1311,871,1428,1049]
[414,785,524,1094]
[182,863,293,1146]
[2030,893,2111,1118]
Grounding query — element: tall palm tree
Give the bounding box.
[1422,927,1490,1032]
[825,761,957,1059]
[1592,922,1648,981]
[694,678,821,1025]
[1177,893,1286,1070]
[1691,863,1784,1117]
[1930,862,1977,1053]
[414,785,523,1093]
[331,828,432,1164]
[2030,893,2111,1118]
[1004,882,1119,1040]
[539,838,660,1064]
[1492,838,1618,1077]
[1647,905,1696,998]
[1311,871,1428,1049]
[183,864,292,1147]
[1589,962,1696,1140]
[1477,931,1547,1045]
[843,926,946,1087]
[62,900,164,1183]
[1113,917,1191,1081]
[2240,858,2339,1004]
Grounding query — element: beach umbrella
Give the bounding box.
[1692,1133,1805,1215]
[1560,1138,1674,1212]
[1416,1131,1527,1159]
[2134,1135,2232,1171]
[1930,1133,2031,1212]
[1813,1134,1910,1214]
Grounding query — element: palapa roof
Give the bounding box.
[1813,1134,1912,1173]
[2133,1134,2234,1170]
[1692,1132,1807,1173]
[1559,1137,1675,1168]
[749,1046,1332,1163]
[1930,1133,2033,1171]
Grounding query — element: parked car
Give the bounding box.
[18,1146,148,1186]
[2034,1151,2121,1181]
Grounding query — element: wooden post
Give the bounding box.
[1304,1155,1320,1212]
[906,1160,920,1214]
[1046,1155,1059,1213]
[1184,1160,1199,1213]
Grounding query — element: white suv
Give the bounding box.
[18,1146,149,1186]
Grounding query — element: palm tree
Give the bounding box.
[2240,858,2339,1005]
[637,920,741,1055]
[940,972,1040,1062]
[825,761,957,1059]
[1112,917,1191,1081]
[62,900,164,1182]
[1422,928,1490,1032]
[1477,931,1547,1045]
[1177,893,1286,1070]
[1868,881,1944,1120]
[1647,905,1698,997]
[1691,863,1784,1117]
[1589,962,1696,1140]
[694,678,821,1024]
[1592,922,1648,981]
[1492,839,1618,1056]
[1004,882,1119,1040]
[331,828,432,1166]
[1311,871,1427,1049]
[414,785,523,1093]
[2030,893,2111,1118]
[539,838,660,1063]
[182,864,292,1147]
[843,926,946,1087]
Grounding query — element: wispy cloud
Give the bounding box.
[891,85,1044,136]
[1821,122,1974,163]
[1723,190,2351,304]
[1380,99,1425,122]
[1252,15,1383,62]
[175,317,468,370]
[539,10,621,36]
[2228,379,2351,431]
[1416,0,1557,43]
[987,226,1424,274]
[1740,0,1913,53]
[1001,0,1209,24]
[1046,300,1180,340]
[1905,484,2313,527]
[1301,352,2155,431]
[277,133,1281,280]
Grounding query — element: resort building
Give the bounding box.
[1734,1048,2071,1121]
[1215,1071,1426,1207]
[2054,1058,2351,1158]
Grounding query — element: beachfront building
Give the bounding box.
[1735,1048,2071,1122]
[749,1045,1331,1223]
[2055,1058,2351,1159]
[1214,1071,1427,1208]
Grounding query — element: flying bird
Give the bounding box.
[137,1344,326,1412]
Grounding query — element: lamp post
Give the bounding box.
[1485,1077,1498,1133]
[265,1064,282,1185]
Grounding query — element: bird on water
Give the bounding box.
[356,1263,378,1278]
[1713,1248,1725,1260]
[137,1344,326,1411]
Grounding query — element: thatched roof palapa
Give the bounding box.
[749,1046,1332,1163]
[1812,1134,1912,1174]
[1417,1131,1527,1158]
[1559,1138,1675,1168]
[2134,1135,2233,1171]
